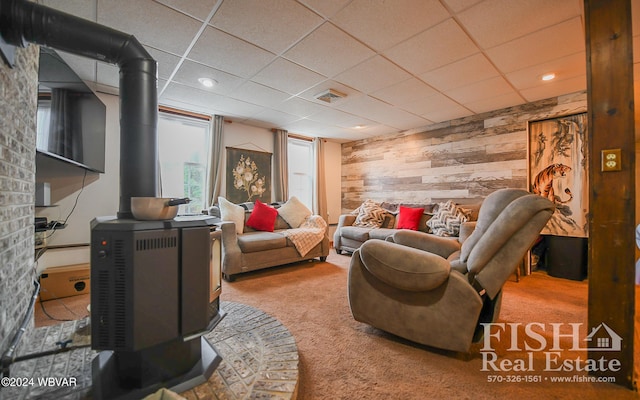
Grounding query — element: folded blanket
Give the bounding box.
[283,215,327,256]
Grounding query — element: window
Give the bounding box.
[158,111,210,214]
[287,138,314,210]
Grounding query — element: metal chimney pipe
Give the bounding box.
[0,0,158,218]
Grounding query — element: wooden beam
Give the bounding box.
[585,0,635,389]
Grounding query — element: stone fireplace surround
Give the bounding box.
[0,44,39,366]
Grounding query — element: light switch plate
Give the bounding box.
[601,149,622,171]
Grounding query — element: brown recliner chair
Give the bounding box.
[348,189,555,352]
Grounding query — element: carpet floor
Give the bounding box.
[35,250,640,399]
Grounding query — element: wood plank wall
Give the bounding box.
[341,91,587,212]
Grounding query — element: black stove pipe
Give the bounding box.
[0,0,158,218]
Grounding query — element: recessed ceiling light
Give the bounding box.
[354,125,366,129]
[198,77,216,88]
[541,73,556,81]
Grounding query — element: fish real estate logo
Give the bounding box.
[479,322,622,382]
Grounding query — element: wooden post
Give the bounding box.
[584,0,635,389]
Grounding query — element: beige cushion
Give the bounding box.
[237,231,287,253]
[218,196,244,235]
[278,196,312,228]
[360,240,450,292]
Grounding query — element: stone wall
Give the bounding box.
[341,91,587,212]
[0,45,39,354]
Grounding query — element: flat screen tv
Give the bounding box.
[36,48,106,173]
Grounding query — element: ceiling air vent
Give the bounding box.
[315,89,346,103]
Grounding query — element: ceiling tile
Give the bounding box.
[520,75,586,103]
[229,81,291,107]
[486,17,585,73]
[446,76,519,105]
[370,78,438,111]
[464,92,525,114]
[332,0,450,51]
[356,124,402,137]
[338,95,430,129]
[159,97,218,116]
[246,109,302,127]
[384,19,479,75]
[252,58,327,95]
[154,0,220,22]
[145,47,182,80]
[420,53,500,92]
[188,26,276,78]
[457,0,582,49]
[298,0,351,18]
[419,94,472,122]
[275,97,327,118]
[42,0,97,20]
[308,108,373,129]
[506,52,586,90]
[441,0,483,13]
[281,118,346,137]
[211,0,323,54]
[334,56,412,94]
[284,22,375,77]
[162,82,265,116]
[97,0,201,55]
[170,60,244,95]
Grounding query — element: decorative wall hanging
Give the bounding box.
[528,112,588,238]
[226,147,272,204]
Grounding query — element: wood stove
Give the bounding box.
[0,2,225,397]
[90,215,224,399]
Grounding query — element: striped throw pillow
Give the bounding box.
[353,200,387,228]
[427,200,469,236]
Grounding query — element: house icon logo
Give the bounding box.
[584,323,622,351]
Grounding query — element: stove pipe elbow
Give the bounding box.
[0,0,158,218]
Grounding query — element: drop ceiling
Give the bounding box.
[38,0,639,142]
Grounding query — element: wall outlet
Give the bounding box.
[601,149,622,172]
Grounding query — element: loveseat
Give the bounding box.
[333,199,482,255]
[211,197,330,281]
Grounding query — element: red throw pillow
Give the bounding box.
[246,200,278,232]
[396,206,424,230]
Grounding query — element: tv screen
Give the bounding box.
[36,48,106,173]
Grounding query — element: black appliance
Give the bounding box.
[545,235,588,281]
[90,215,223,399]
[0,1,225,398]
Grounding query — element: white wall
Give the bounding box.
[35,105,343,269]
[35,92,120,272]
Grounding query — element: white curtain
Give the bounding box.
[207,115,225,206]
[314,137,328,222]
[273,129,289,202]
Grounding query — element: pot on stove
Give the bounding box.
[130,197,190,220]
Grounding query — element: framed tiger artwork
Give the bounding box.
[527,112,588,238]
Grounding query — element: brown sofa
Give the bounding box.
[333,200,482,255]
